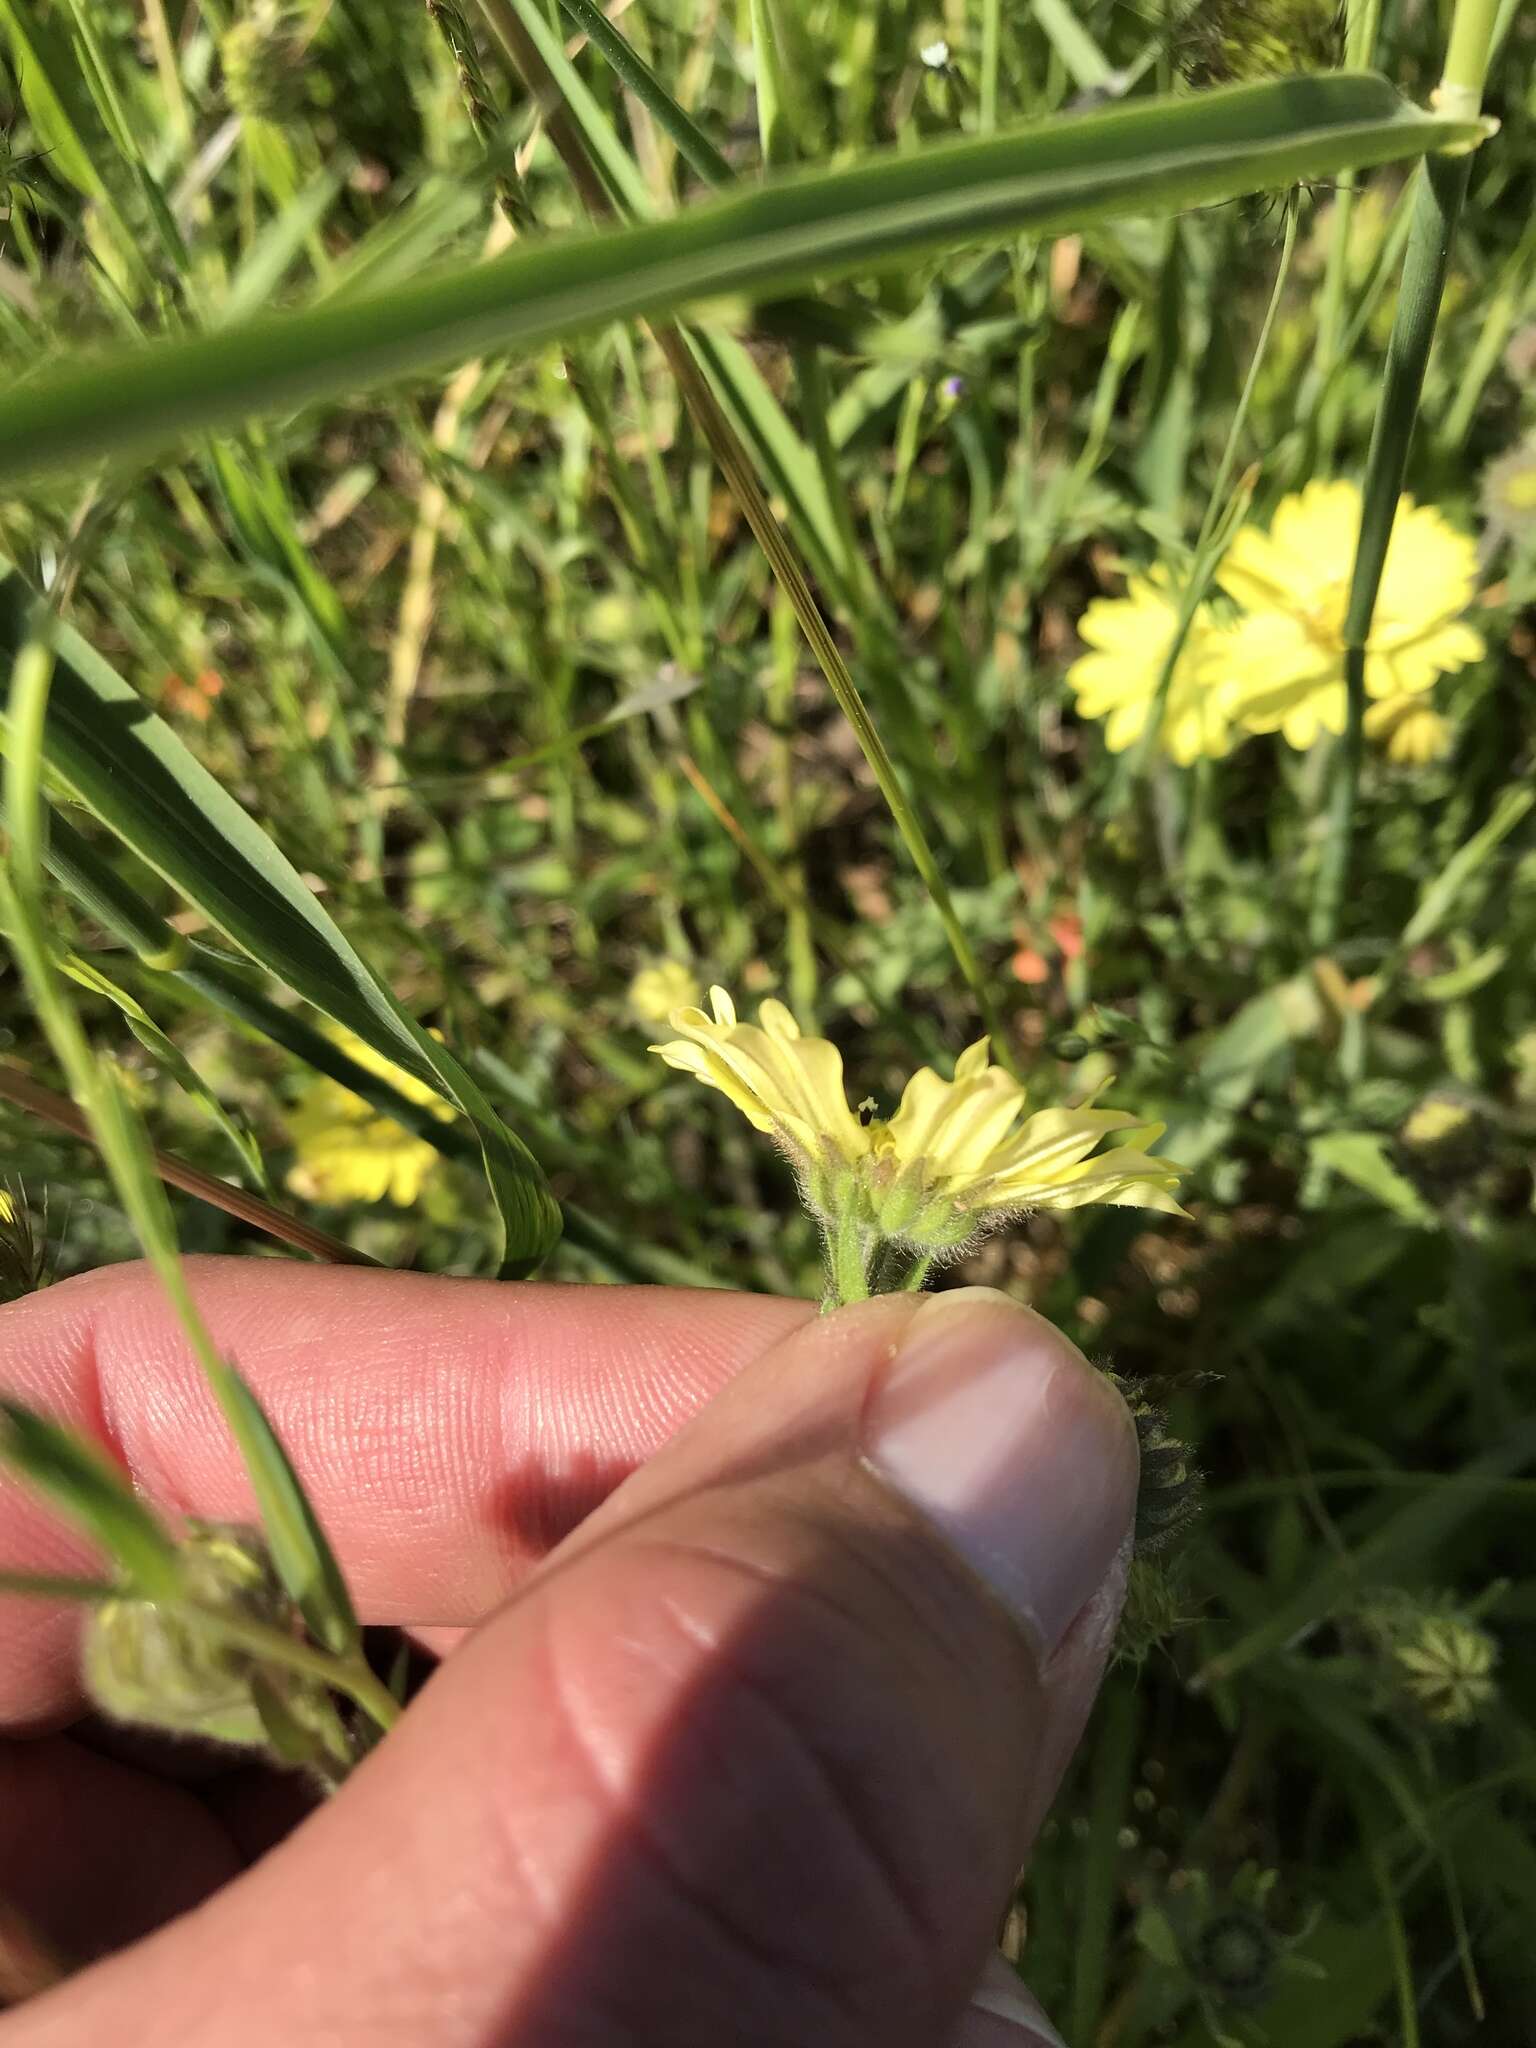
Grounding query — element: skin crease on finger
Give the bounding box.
[0,1258,813,1724]
[0,1289,1131,2048]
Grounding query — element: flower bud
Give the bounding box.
[83,1522,343,1765]
[1355,1590,1499,1730]
[220,4,303,125]
[1176,0,1343,88]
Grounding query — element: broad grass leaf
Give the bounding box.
[0,76,1484,484]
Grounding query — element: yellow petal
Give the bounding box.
[1068,575,1233,762]
[1269,478,1361,571]
[985,1105,1149,1194]
[651,995,867,1160]
[1217,522,1302,612]
[954,1037,993,1081]
[884,1061,1030,1188]
[1001,1137,1187,1214]
[1377,498,1478,631]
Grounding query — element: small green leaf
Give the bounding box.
[1309,1132,1435,1227]
[1417,943,1507,1001]
[61,952,272,1193]
[1398,788,1535,955]
[0,1401,181,1600]
[214,1366,359,1659]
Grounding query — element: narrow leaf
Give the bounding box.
[214,1364,359,1658]
[0,76,1483,484]
[0,1401,181,1600]
[1309,1131,1435,1228]
[0,1570,119,1601]
[1398,787,1534,954]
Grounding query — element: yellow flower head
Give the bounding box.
[627,960,703,1026]
[652,988,1183,1248]
[284,1027,450,1209]
[874,1040,1185,1224]
[1219,480,1483,748]
[1067,570,1235,765]
[1362,694,1452,765]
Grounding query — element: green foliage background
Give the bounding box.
[2,0,1535,2038]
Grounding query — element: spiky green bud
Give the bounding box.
[1175,0,1343,87]
[83,1521,349,1776]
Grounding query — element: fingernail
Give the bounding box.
[954,1955,1068,2046]
[862,1286,1137,1660]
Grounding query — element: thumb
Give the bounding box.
[13,1287,1136,2048]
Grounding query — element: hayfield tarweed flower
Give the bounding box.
[1217,479,1483,745]
[284,1028,451,1208]
[1482,433,1536,557]
[1361,694,1453,765]
[1068,481,1482,767]
[1066,570,1237,764]
[650,987,1183,1300]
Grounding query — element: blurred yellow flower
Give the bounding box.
[1362,695,1452,765]
[627,960,702,1025]
[652,988,1183,1246]
[285,1028,450,1208]
[1219,480,1482,748]
[1065,571,1236,764]
[0,1190,12,1225]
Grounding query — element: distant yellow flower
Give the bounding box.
[652,988,1183,1248]
[1066,571,1236,764]
[285,1028,450,1208]
[1363,694,1452,765]
[1219,480,1482,747]
[0,1190,12,1225]
[627,960,702,1026]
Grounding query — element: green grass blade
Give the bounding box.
[0,0,104,197]
[482,0,652,215]
[1396,785,1534,955]
[1032,0,1118,92]
[555,0,732,186]
[0,1400,182,1601]
[0,76,1484,486]
[0,1571,118,1601]
[0,573,561,1273]
[216,1365,360,1656]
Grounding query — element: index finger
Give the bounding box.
[0,1258,811,1724]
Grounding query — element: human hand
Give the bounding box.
[0,1259,1138,2046]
